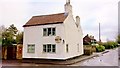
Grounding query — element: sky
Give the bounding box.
[0,0,119,42]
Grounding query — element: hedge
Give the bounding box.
[102,41,118,49]
[96,45,105,52]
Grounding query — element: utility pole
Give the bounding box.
[99,22,101,44]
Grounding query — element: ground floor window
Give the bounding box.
[27,44,35,53]
[77,44,79,52]
[66,44,69,53]
[43,44,56,53]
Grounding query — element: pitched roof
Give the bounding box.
[23,13,68,27]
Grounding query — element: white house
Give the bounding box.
[23,0,83,60]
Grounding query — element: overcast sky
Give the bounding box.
[0,0,119,42]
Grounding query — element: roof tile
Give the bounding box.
[23,13,68,27]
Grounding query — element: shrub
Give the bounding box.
[102,41,118,49]
[96,45,105,52]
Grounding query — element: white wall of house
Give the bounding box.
[23,23,68,59]
[23,14,83,60]
[63,14,83,59]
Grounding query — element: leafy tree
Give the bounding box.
[102,41,118,49]
[2,24,18,46]
[6,24,18,35]
[117,34,120,44]
[0,25,6,45]
[16,32,23,44]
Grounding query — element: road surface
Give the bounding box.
[70,48,118,66]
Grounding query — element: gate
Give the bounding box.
[7,46,17,60]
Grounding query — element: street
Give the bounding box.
[70,48,118,66]
[2,48,119,66]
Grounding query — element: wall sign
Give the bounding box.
[55,36,62,43]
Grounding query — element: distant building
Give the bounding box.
[22,0,83,60]
[83,34,97,45]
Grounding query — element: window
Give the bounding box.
[47,44,51,52]
[48,28,51,36]
[66,44,69,53]
[27,44,35,53]
[43,28,47,36]
[52,44,56,52]
[43,44,56,53]
[77,44,79,52]
[43,44,46,52]
[52,28,56,35]
[43,27,56,36]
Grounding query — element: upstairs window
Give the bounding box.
[48,28,51,36]
[43,28,47,36]
[43,27,56,36]
[52,28,56,36]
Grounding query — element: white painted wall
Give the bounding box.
[23,24,67,59]
[23,14,83,60]
[63,14,83,59]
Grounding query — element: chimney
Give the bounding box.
[64,0,72,15]
[76,16,80,27]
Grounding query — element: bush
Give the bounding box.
[96,45,105,52]
[102,41,118,49]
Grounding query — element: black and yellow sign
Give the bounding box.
[55,36,62,43]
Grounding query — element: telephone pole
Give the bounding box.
[99,22,101,44]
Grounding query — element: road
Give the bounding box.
[70,48,118,66]
[2,48,119,66]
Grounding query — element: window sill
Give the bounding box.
[43,35,56,37]
[42,52,56,54]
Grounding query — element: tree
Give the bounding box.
[16,32,23,44]
[0,25,6,45]
[117,34,120,44]
[6,24,18,35]
[2,24,18,46]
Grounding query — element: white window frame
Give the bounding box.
[43,44,56,53]
[66,44,69,53]
[43,27,56,36]
[77,44,79,52]
[43,28,47,36]
[27,44,35,53]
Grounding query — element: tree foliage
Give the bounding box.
[2,24,18,46]
[96,45,105,52]
[102,41,118,49]
[0,25,5,45]
[117,34,120,44]
[16,32,23,44]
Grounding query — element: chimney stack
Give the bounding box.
[64,0,72,15]
[76,16,80,27]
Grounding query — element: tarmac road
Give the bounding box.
[70,48,118,66]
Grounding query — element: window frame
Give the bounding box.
[66,44,69,53]
[43,44,56,53]
[27,44,35,53]
[43,27,56,36]
[77,44,79,52]
[43,28,47,36]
